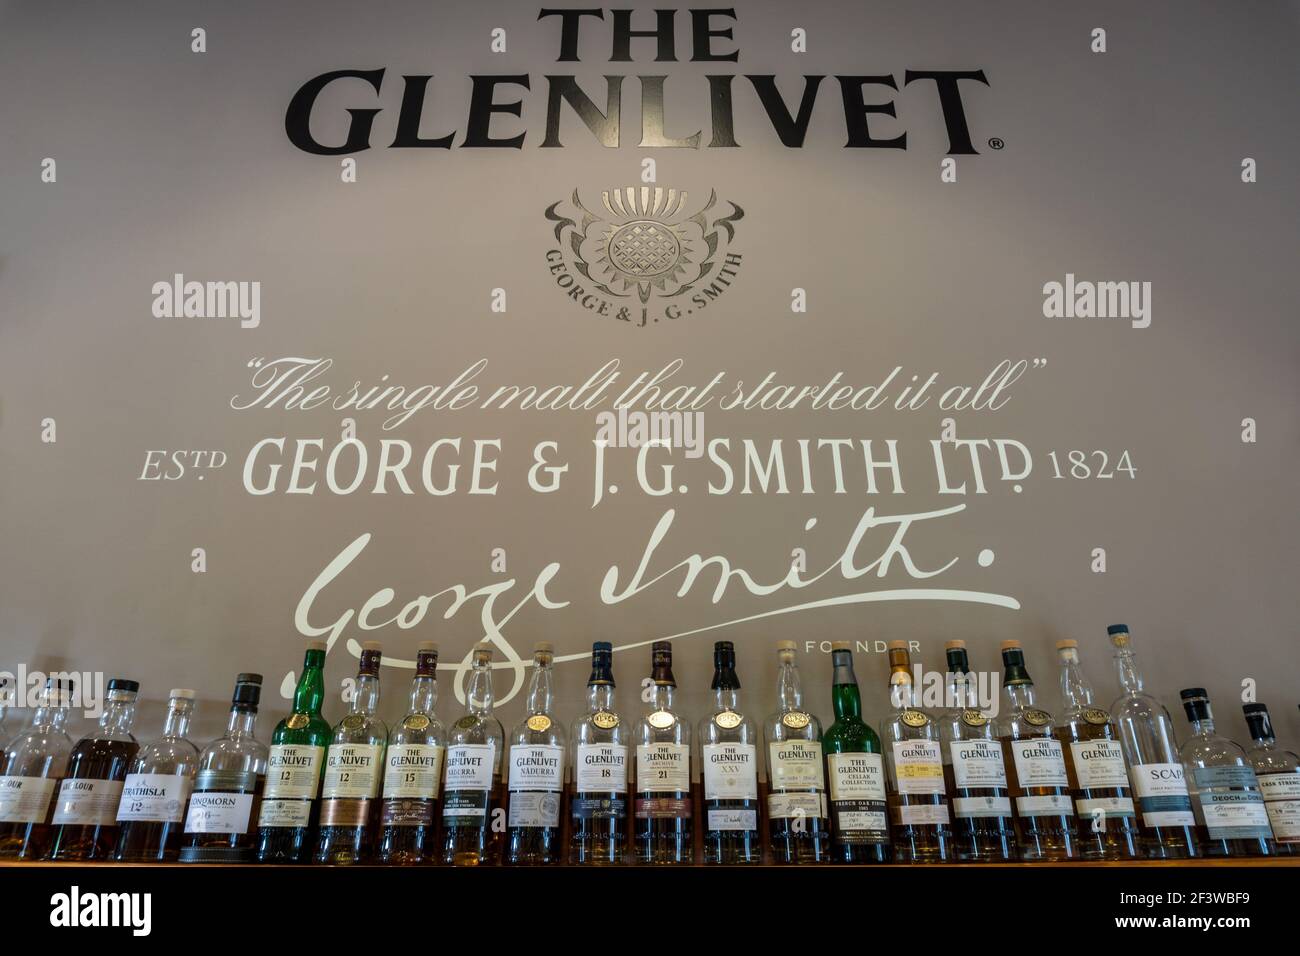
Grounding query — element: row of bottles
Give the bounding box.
[0,626,1296,864]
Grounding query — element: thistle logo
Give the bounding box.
[544,185,743,327]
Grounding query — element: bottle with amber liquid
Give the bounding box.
[569,642,629,865]
[881,642,951,862]
[634,641,693,864]
[504,643,567,865]
[111,689,200,861]
[315,643,388,864]
[997,642,1075,860]
[47,678,141,860]
[764,641,830,864]
[376,642,445,864]
[699,641,761,864]
[440,643,505,865]
[0,678,74,859]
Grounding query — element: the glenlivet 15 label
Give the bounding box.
[383,743,444,800]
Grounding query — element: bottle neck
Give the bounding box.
[466,662,494,715]
[351,673,380,715]
[1189,716,1216,737]
[890,676,915,711]
[162,699,194,738]
[525,660,553,715]
[652,682,676,711]
[294,650,326,716]
[587,682,614,713]
[1004,681,1037,712]
[98,693,138,740]
[776,660,802,711]
[831,654,862,721]
[1059,655,1094,711]
[946,669,978,708]
[714,685,739,712]
[408,675,437,714]
[33,695,70,731]
[1114,648,1144,695]
[226,705,257,738]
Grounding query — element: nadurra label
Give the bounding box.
[443,743,496,792]
[1131,762,1196,827]
[264,744,324,800]
[1191,767,1272,840]
[702,743,757,801]
[508,744,564,794]
[636,743,689,794]
[383,743,444,799]
[322,743,383,799]
[575,743,627,793]
[827,752,887,839]
[768,740,824,792]
[0,776,57,824]
[51,778,124,826]
[115,773,192,823]
[1069,739,1130,790]
[891,740,945,795]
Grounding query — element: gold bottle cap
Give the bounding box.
[1055,639,1078,649]
[887,640,908,650]
[417,640,439,653]
[1000,639,1022,651]
[945,640,966,649]
[830,640,851,651]
[305,640,326,652]
[474,642,493,655]
[362,641,382,652]
[534,641,554,653]
[776,640,798,652]
[169,688,196,700]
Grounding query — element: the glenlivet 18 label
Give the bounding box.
[383,744,444,800]
[575,743,627,794]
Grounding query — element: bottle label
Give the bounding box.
[892,803,951,825]
[318,799,371,827]
[51,778,125,826]
[1069,739,1130,790]
[184,791,254,834]
[768,740,824,792]
[444,743,496,793]
[507,744,564,793]
[890,739,945,795]
[1192,767,1272,839]
[1258,773,1300,842]
[115,773,192,823]
[0,776,57,824]
[949,739,1008,789]
[1076,796,1136,817]
[507,791,561,829]
[635,743,689,794]
[257,799,312,829]
[827,752,888,839]
[264,744,324,800]
[1010,737,1069,789]
[702,743,757,801]
[322,743,383,799]
[952,795,1012,819]
[767,791,827,821]
[707,807,757,831]
[1131,762,1196,827]
[383,743,444,800]
[381,798,434,828]
[634,796,691,820]
[571,796,627,821]
[575,743,628,794]
[442,790,490,820]
[1015,794,1074,817]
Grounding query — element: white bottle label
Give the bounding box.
[636,743,690,793]
[767,791,827,820]
[768,740,824,792]
[52,778,125,826]
[707,807,758,831]
[322,743,383,799]
[1015,794,1074,817]
[1011,737,1069,789]
[891,739,945,795]
[264,744,324,800]
[1077,796,1136,817]
[0,776,57,824]
[116,773,192,823]
[383,744,444,799]
[1258,773,1300,842]
[184,791,254,833]
[703,743,757,800]
[1131,761,1196,827]
[507,791,561,828]
[827,752,887,831]
[895,803,951,825]
[444,743,496,792]
[952,795,1012,819]
[1070,739,1129,789]
[257,798,312,829]
[949,739,1008,789]
[575,743,627,793]
[508,744,564,793]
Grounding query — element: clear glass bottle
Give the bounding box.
[1054,640,1140,860]
[634,641,693,864]
[1179,688,1274,856]
[699,641,760,864]
[823,642,890,863]
[315,642,387,864]
[1107,625,1198,858]
[111,689,200,861]
[179,674,268,863]
[939,641,1015,861]
[504,643,567,865]
[0,678,74,859]
[440,643,504,866]
[881,642,951,862]
[997,641,1075,860]
[764,640,829,864]
[376,641,445,865]
[569,641,628,865]
[1243,704,1299,854]
[47,677,141,860]
[0,676,10,760]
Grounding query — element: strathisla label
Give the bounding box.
[383,744,444,799]
[703,743,757,801]
[0,776,57,824]
[116,773,192,823]
[636,743,689,794]
[575,743,627,793]
[1131,762,1196,827]
[52,778,125,826]
[322,743,383,799]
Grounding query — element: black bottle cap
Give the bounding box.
[1243,703,1273,741]
[107,678,140,693]
[711,641,739,690]
[593,641,612,653]
[232,673,263,708]
[1106,624,1129,636]
[1180,687,1208,700]
[1179,688,1211,722]
[588,642,615,686]
[650,641,675,685]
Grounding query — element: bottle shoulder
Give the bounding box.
[198,734,269,769]
[1179,733,1250,769]
[132,738,201,772]
[447,713,505,746]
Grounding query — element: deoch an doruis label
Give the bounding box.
[508,744,564,794]
[1131,762,1196,827]
[575,743,627,794]
[635,743,689,794]
[1191,767,1272,840]
[383,744,444,800]
[768,740,824,793]
[51,778,125,827]
[1069,739,1130,790]
[702,743,757,801]
[115,773,193,824]
[0,776,58,824]
[322,743,383,800]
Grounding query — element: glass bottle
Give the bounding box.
[1107,625,1198,858]
[255,641,332,863]
[315,642,387,864]
[1054,640,1140,860]
[0,676,10,762]
[1243,704,1299,854]
[939,641,1015,861]
[504,643,567,865]
[47,677,141,860]
[569,641,628,865]
[1179,688,1274,856]
[823,642,890,863]
[0,678,74,859]
[633,641,693,864]
[764,640,829,864]
[440,643,505,866]
[881,642,950,862]
[111,689,200,861]
[179,674,268,863]
[376,641,446,865]
[997,641,1075,860]
[699,641,760,864]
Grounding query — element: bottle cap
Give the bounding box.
[417,641,439,653]
[830,641,851,651]
[362,641,382,652]
[168,688,196,700]
[999,640,1021,651]
[592,641,613,653]
[534,642,554,654]
[1106,624,1129,636]
[473,643,493,661]
[305,640,326,652]
[887,640,908,650]
[1180,687,1207,700]
[1055,639,1078,649]
[776,640,797,652]
[232,673,263,707]
[108,678,140,693]
[945,640,966,649]
[1242,703,1268,716]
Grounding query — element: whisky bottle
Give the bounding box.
[997,641,1075,860]
[0,678,74,859]
[179,674,268,862]
[764,640,829,864]
[440,643,504,866]
[939,642,1015,861]
[111,689,200,861]
[634,641,693,864]
[376,641,445,865]
[504,643,567,865]
[1054,640,1140,860]
[315,642,387,864]
[1243,704,1299,855]
[569,641,628,865]
[255,641,332,863]
[699,641,761,864]
[881,642,951,862]
[823,642,890,863]
[47,678,142,860]
[1179,688,1274,856]
[1107,625,1198,858]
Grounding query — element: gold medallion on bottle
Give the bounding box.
[592,711,619,730]
[342,714,365,731]
[1083,707,1110,725]
[960,710,989,728]
[454,715,478,729]
[714,711,742,729]
[901,710,929,728]
[781,711,811,730]
[403,714,431,731]
[1024,709,1052,727]
[526,714,552,732]
[286,713,309,730]
[647,709,675,729]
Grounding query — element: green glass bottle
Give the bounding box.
[254,642,332,863]
[823,642,890,863]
